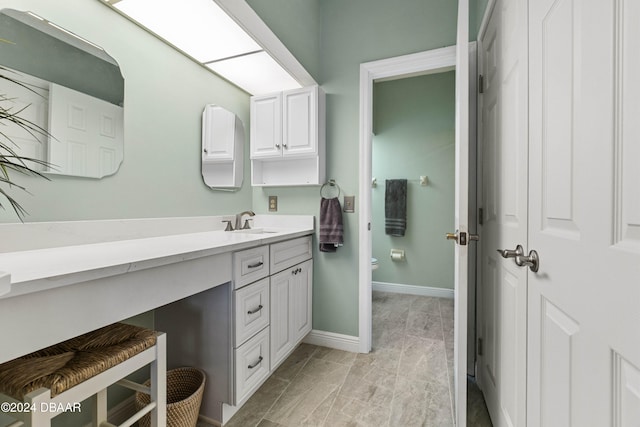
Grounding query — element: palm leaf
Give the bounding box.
[0,68,54,221]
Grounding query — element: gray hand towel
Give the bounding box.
[385,179,407,236]
[319,197,343,252]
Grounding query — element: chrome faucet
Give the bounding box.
[235,210,255,230]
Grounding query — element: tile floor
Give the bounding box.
[218,291,492,427]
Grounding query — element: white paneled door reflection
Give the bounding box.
[48,83,123,178]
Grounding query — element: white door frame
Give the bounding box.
[357,46,457,354]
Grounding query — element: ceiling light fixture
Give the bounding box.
[106,0,302,95]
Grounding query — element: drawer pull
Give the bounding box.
[248,356,263,369]
[291,267,303,275]
[247,261,264,269]
[247,304,263,315]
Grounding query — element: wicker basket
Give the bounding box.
[136,367,205,427]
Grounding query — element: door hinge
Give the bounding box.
[478,74,484,94]
[478,338,483,356]
[478,208,484,225]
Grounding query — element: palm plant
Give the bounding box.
[0,65,52,221]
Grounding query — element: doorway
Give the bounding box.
[358,44,480,424]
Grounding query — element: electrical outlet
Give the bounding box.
[268,196,278,212]
[343,196,355,213]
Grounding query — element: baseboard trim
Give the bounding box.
[303,330,361,353]
[372,281,454,299]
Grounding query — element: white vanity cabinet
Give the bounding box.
[153,234,313,423]
[250,86,325,186]
[223,235,313,422]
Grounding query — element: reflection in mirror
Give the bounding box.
[0,9,124,178]
[201,105,244,190]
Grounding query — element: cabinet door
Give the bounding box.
[202,105,236,162]
[282,86,317,157]
[250,93,282,159]
[291,259,312,343]
[270,270,293,370]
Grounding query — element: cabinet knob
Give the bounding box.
[283,143,288,149]
[275,144,281,149]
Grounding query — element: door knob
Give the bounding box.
[445,232,459,243]
[516,250,540,273]
[497,245,524,265]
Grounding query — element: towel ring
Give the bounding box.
[320,179,341,199]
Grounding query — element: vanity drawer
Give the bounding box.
[233,245,269,289]
[269,236,312,274]
[234,326,270,404]
[234,278,270,347]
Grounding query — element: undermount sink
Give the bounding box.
[232,228,278,234]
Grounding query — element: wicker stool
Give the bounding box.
[0,323,166,427]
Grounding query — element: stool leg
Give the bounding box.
[151,333,167,427]
[93,388,108,426]
[23,388,52,427]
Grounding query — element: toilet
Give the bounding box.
[371,257,379,270]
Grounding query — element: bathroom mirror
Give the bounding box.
[201,105,244,190]
[0,9,124,178]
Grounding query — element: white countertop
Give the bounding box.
[0,215,314,299]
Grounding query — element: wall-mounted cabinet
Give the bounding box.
[250,86,325,186]
[201,104,244,189]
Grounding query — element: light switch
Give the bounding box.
[343,196,355,213]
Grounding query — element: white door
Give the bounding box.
[528,0,640,426]
[477,0,528,426]
[453,0,470,423]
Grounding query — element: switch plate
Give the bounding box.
[268,196,278,212]
[343,196,355,213]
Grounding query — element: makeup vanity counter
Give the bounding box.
[0,215,314,366]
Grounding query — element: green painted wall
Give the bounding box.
[372,72,455,289]
[0,0,252,223]
[250,0,458,336]
[246,0,321,81]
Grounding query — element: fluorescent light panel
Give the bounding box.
[111,0,303,94]
[114,0,262,63]
[207,51,302,95]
